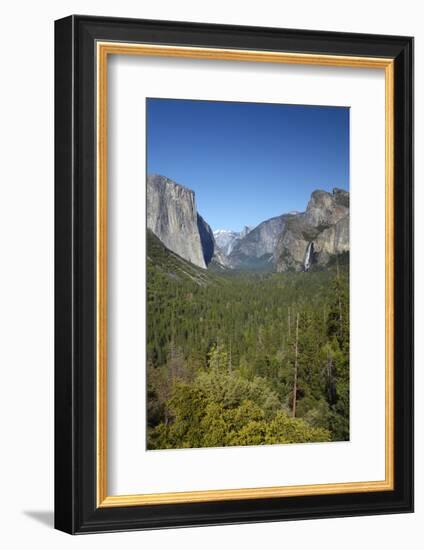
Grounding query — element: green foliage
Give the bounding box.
[148,371,330,449]
[147,234,349,449]
[194,368,281,417]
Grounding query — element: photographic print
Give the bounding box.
[146,98,350,451]
[55,18,413,532]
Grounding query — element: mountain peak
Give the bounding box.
[213,229,235,235]
[148,173,194,196]
[240,225,252,238]
[147,174,349,274]
[275,187,349,272]
[213,229,240,256]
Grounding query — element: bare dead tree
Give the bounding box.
[336,256,343,340]
[288,306,291,338]
[292,312,300,418]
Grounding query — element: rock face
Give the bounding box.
[211,246,230,267]
[147,174,207,269]
[274,188,349,272]
[147,174,349,273]
[239,225,253,239]
[197,214,215,265]
[213,226,252,256]
[228,215,288,269]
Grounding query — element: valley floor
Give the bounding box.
[147,237,349,450]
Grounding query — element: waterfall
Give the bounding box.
[304,242,314,272]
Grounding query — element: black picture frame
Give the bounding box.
[55,14,414,534]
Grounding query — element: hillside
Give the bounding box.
[147,229,223,287]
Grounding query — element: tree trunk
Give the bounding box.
[288,306,291,338]
[292,313,299,418]
[327,350,334,404]
[336,258,343,338]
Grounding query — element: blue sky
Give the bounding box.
[147,98,349,232]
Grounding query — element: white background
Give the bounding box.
[0,0,421,548]
[108,57,386,495]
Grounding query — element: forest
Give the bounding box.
[146,232,349,450]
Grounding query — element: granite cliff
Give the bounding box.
[197,214,215,265]
[147,174,349,273]
[227,215,288,269]
[274,188,349,272]
[147,174,207,269]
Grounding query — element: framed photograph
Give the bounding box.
[54,15,413,534]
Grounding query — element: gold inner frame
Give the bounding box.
[96,42,395,508]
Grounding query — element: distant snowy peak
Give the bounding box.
[213,226,253,256]
[213,229,236,238]
[213,229,239,255]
